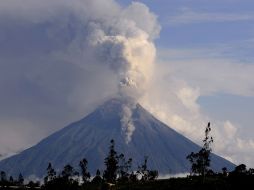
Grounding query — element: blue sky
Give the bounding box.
[0,0,253,167]
[118,0,254,54]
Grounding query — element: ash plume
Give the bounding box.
[78,1,160,142]
[0,0,160,148]
[87,6,158,101]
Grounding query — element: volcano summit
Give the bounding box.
[0,98,235,177]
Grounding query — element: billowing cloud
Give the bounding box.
[0,0,160,153]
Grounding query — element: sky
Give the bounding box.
[0,0,254,168]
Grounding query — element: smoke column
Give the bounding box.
[81,1,160,142]
[120,103,136,144]
[88,8,158,100]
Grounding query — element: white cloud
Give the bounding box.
[140,47,254,167]
[176,87,200,113]
[158,48,254,97]
[223,121,237,139]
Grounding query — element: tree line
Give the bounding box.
[0,139,158,190]
[1,123,254,189]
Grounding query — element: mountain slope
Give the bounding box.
[0,98,235,177]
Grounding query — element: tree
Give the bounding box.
[103,139,119,183]
[137,156,149,181]
[233,164,247,175]
[129,172,138,182]
[92,170,103,184]
[248,168,254,175]
[62,164,76,180]
[59,164,79,189]
[0,171,7,182]
[147,170,158,181]
[9,176,14,184]
[222,167,228,177]
[137,156,158,182]
[44,163,56,184]
[186,122,213,180]
[79,158,91,183]
[0,171,7,187]
[229,164,249,185]
[117,153,132,182]
[18,173,24,186]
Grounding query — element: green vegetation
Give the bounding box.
[0,123,254,189]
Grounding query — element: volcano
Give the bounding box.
[0,98,235,177]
